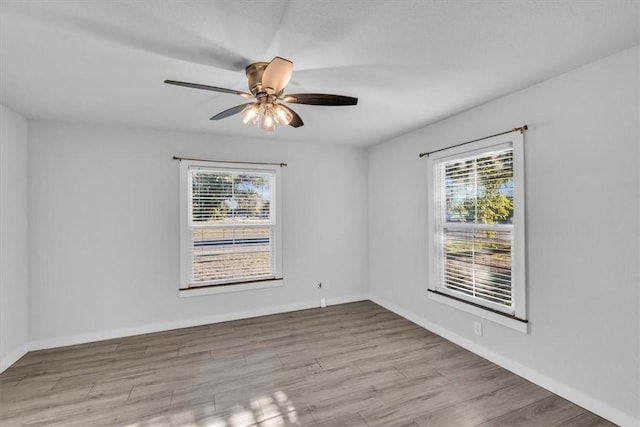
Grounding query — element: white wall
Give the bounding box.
[27,123,369,348]
[0,104,29,371]
[368,46,639,425]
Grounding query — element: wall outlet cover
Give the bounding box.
[474,321,483,336]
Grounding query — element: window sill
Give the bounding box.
[179,278,284,298]
[427,290,528,333]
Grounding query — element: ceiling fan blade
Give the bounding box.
[261,57,293,94]
[210,103,254,120]
[164,80,253,98]
[279,105,304,128]
[281,93,358,106]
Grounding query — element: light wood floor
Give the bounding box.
[0,301,614,427]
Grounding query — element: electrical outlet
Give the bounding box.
[474,321,483,336]
[323,280,331,290]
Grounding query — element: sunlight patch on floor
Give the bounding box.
[125,390,299,427]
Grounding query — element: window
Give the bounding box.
[427,130,526,331]
[179,160,282,293]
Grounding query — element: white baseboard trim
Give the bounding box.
[28,294,369,352]
[369,294,639,427]
[328,293,370,306]
[0,344,28,374]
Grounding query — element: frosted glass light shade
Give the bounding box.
[272,104,292,126]
[261,106,276,131]
[240,103,260,125]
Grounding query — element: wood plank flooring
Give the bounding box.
[0,301,614,427]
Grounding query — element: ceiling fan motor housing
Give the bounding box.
[245,62,270,95]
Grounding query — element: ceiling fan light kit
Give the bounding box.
[165,56,358,132]
[239,99,294,132]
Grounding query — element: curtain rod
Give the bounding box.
[173,156,287,167]
[418,125,528,158]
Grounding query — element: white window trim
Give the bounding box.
[427,291,527,333]
[179,278,283,298]
[179,160,283,293]
[426,130,527,333]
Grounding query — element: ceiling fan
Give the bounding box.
[165,57,358,131]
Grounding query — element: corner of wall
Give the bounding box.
[0,104,30,374]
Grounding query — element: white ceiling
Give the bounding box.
[1,1,638,147]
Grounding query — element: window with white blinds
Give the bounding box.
[179,160,282,289]
[427,131,526,322]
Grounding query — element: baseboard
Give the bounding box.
[328,293,370,306]
[0,344,28,374]
[369,294,639,427]
[28,293,369,352]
